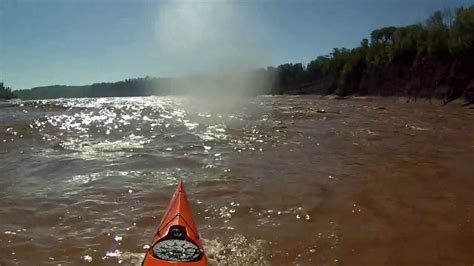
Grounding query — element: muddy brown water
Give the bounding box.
[0,96,473,265]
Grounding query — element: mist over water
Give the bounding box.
[154,0,271,100]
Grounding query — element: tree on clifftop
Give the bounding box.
[449,6,474,55]
[0,83,17,99]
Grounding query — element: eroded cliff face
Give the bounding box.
[290,53,473,104]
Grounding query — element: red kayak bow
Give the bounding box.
[142,181,207,265]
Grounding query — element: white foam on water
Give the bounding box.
[203,234,269,265]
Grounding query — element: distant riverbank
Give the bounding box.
[12,7,474,105]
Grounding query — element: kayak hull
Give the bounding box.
[142,181,207,266]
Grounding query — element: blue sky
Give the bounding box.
[1,0,472,90]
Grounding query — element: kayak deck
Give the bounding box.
[142,181,207,265]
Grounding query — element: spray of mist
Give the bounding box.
[154,0,272,105]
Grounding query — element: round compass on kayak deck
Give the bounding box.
[153,239,202,262]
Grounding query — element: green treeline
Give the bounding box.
[0,83,17,99]
[264,6,474,98]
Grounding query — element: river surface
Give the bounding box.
[0,96,473,265]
